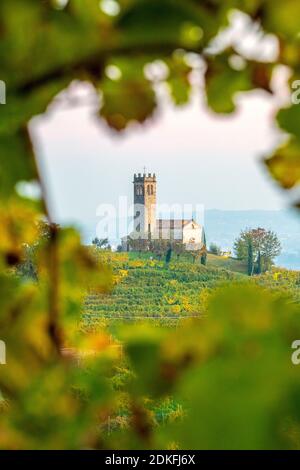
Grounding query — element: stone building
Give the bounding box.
[133,172,157,234]
[122,172,206,251]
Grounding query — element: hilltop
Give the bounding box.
[83,251,300,329]
[83,252,246,328]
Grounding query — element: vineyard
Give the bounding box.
[82,252,244,328]
[82,252,300,330]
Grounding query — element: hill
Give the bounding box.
[83,252,300,329]
[206,253,247,273]
[83,252,245,328]
[131,250,248,273]
[81,210,300,270]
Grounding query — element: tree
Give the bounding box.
[17,221,60,281]
[234,228,281,274]
[165,245,172,265]
[151,239,169,260]
[209,243,222,256]
[247,237,254,276]
[201,250,207,266]
[189,249,201,264]
[92,237,109,249]
[172,241,185,261]
[127,236,150,254]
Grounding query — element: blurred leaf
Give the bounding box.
[277,103,300,141]
[166,54,192,105]
[205,51,273,114]
[265,138,300,190]
[160,285,300,449]
[118,0,215,48]
[263,0,300,39]
[0,80,70,136]
[0,131,37,196]
[121,325,165,395]
[100,58,157,130]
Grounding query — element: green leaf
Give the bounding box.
[166,54,192,105]
[205,54,252,114]
[118,0,216,48]
[265,138,300,190]
[205,52,273,114]
[99,58,157,131]
[0,79,70,136]
[263,0,300,39]
[277,104,300,141]
[161,285,300,450]
[0,130,37,196]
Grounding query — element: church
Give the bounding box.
[122,172,206,251]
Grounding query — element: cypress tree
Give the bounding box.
[247,238,254,276]
[256,250,262,274]
[165,246,172,265]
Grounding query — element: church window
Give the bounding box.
[136,185,143,196]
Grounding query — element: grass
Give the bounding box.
[82,251,300,330]
[128,250,248,274]
[206,253,248,274]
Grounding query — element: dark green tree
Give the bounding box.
[201,251,207,266]
[92,237,109,249]
[247,237,254,276]
[165,246,172,265]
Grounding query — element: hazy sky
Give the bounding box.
[31,79,289,228]
[29,11,292,228]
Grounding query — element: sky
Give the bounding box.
[30,80,289,225]
[28,10,293,230]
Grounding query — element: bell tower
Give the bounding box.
[133,172,156,235]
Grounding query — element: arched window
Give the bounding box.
[151,185,153,195]
[136,185,143,196]
[147,185,150,195]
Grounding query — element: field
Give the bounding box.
[83,251,300,330]
[206,253,248,273]
[82,252,246,328]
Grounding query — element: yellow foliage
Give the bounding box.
[171,305,181,314]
